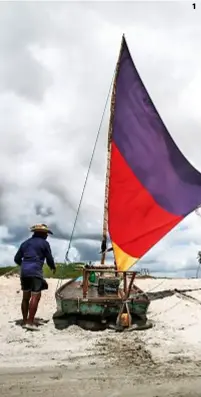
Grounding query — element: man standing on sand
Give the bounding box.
[14,224,56,331]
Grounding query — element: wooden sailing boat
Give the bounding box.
[54,35,201,331]
[54,36,151,331]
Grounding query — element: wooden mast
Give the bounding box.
[101,34,125,264]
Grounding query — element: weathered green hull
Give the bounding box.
[55,278,150,321]
[56,297,149,318]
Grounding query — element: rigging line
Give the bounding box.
[150,287,201,319]
[56,70,116,291]
[151,298,182,319]
[121,278,166,300]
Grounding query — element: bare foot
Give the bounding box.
[21,320,27,328]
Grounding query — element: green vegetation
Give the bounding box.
[0,262,85,279]
[0,266,18,276]
[0,264,157,279]
[43,263,84,279]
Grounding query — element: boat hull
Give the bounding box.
[55,278,150,326]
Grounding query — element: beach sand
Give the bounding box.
[1,276,201,396]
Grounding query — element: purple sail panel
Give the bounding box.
[112,37,201,217]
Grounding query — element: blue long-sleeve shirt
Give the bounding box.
[14,235,56,278]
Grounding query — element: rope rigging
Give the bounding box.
[56,70,115,291]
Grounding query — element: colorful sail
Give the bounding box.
[108,36,201,272]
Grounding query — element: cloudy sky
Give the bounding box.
[0,1,201,277]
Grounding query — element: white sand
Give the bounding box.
[137,278,201,362]
[0,276,100,369]
[1,276,201,370]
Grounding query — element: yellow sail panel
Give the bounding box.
[112,242,138,271]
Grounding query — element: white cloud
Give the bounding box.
[0,2,201,276]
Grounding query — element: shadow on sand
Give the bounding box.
[9,318,50,327]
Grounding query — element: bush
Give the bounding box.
[43,262,84,279]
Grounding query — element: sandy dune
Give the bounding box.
[1,276,201,396]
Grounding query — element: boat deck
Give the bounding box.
[58,280,146,301]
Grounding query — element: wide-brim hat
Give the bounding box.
[30,224,53,235]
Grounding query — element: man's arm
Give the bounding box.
[44,241,56,271]
[14,245,23,266]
